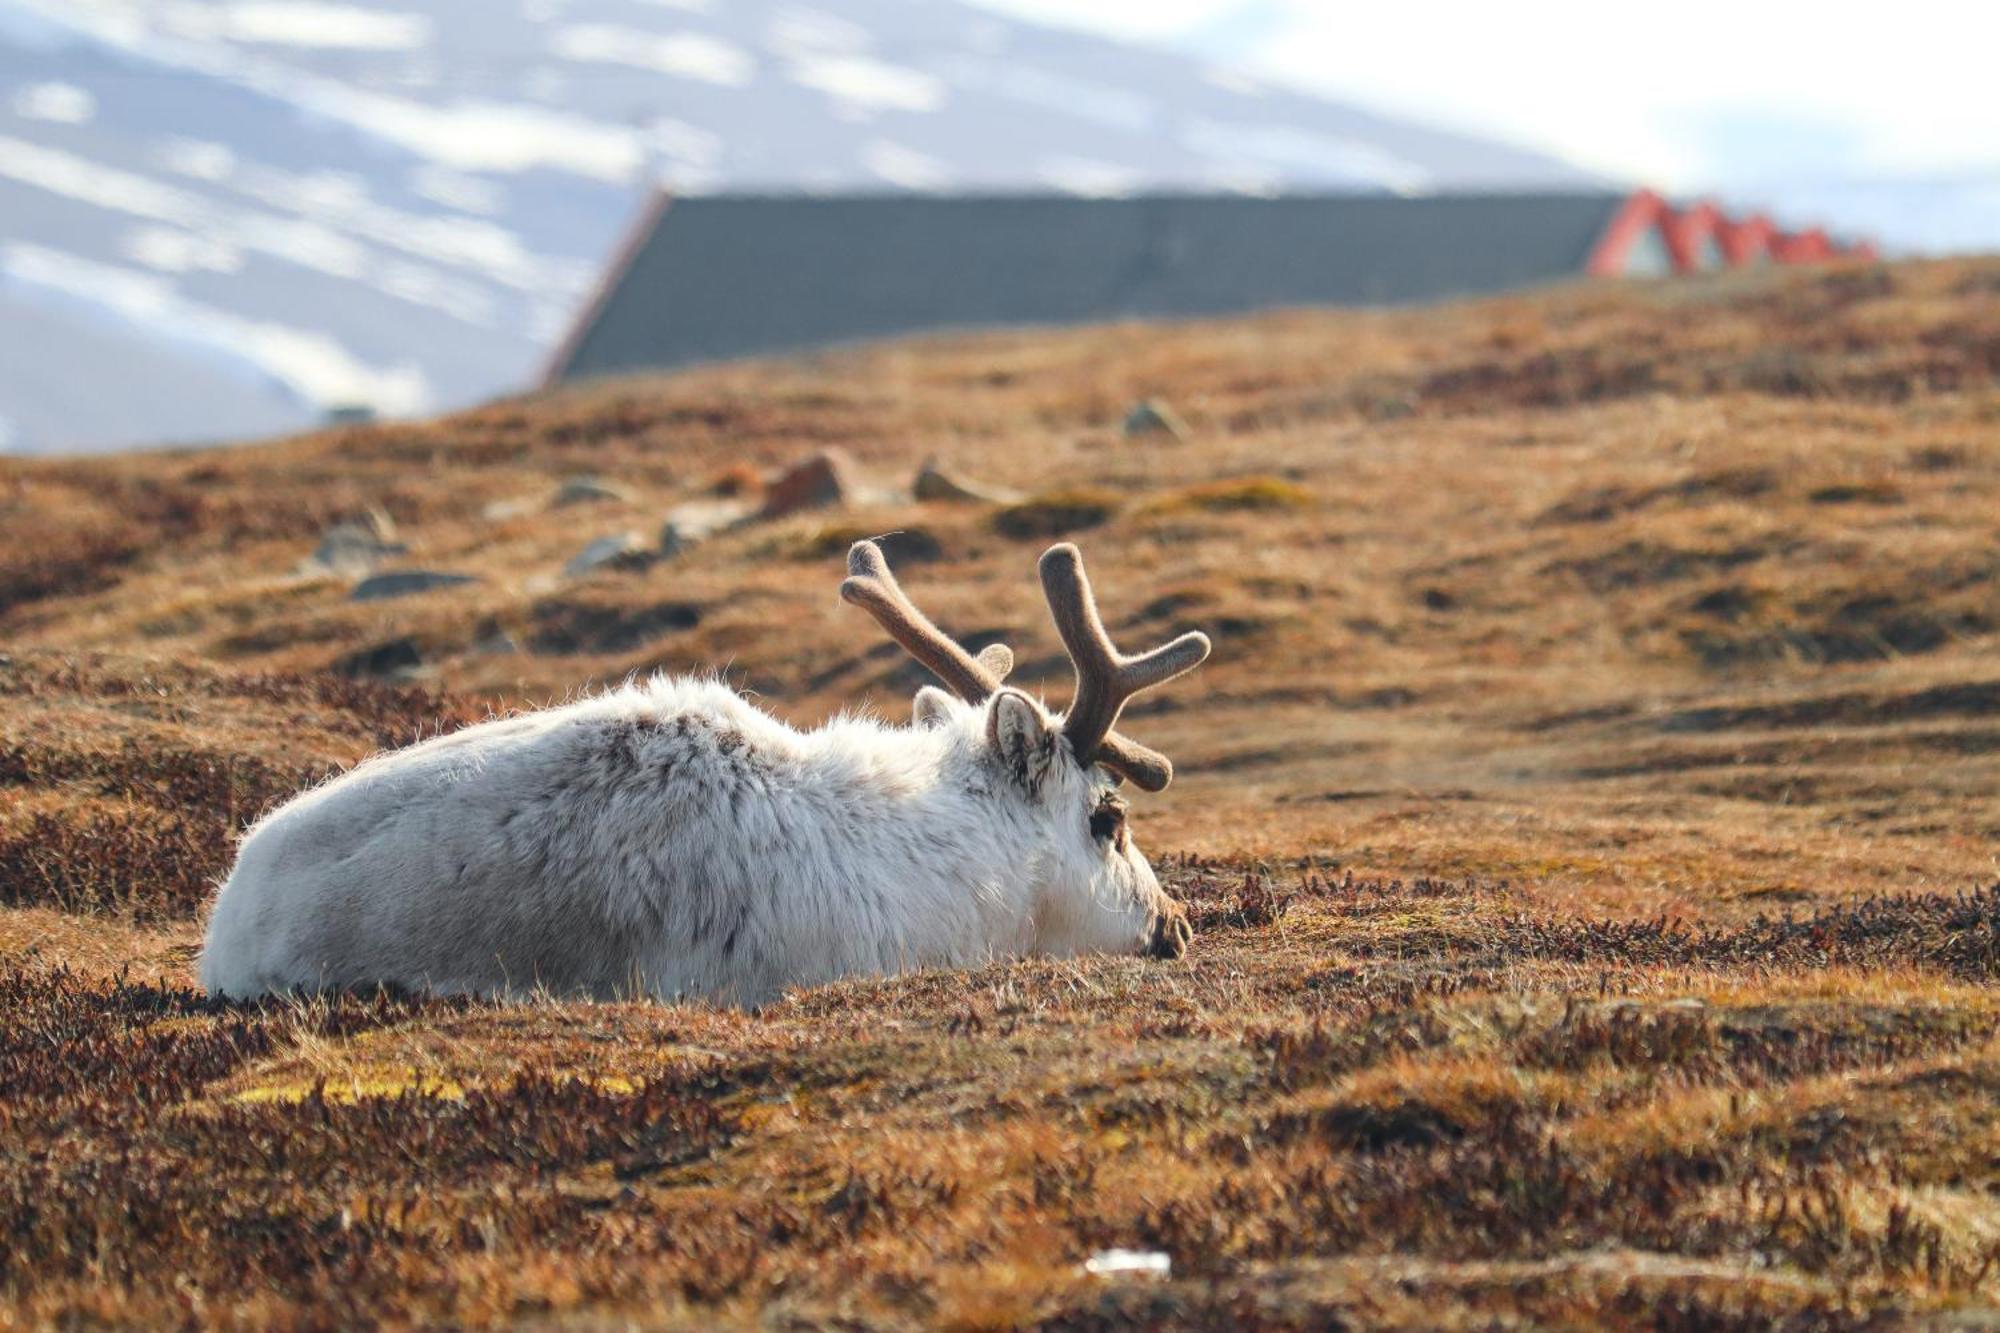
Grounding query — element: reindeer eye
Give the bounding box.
[1089,797,1128,849]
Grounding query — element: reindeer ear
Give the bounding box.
[987,689,1060,797]
[912,685,955,729]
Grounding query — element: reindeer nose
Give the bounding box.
[1147,905,1192,960]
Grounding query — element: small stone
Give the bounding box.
[481,497,536,522]
[470,618,520,656]
[914,458,1014,504]
[553,475,633,507]
[1123,398,1192,442]
[565,532,656,577]
[658,498,752,555]
[332,636,424,681]
[351,570,479,602]
[759,449,854,521]
[305,510,406,577]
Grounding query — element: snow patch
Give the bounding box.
[305,93,645,181]
[122,226,245,274]
[788,54,944,115]
[1201,66,1265,97]
[11,81,96,125]
[861,139,952,190]
[645,117,723,168]
[408,165,505,216]
[159,3,433,51]
[13,4,647,183]
[1,241,429,415]
[155,137,236,182]
[554,25,756,87]
[1180,119,1431,193]
[1038,156,1143,198]
[768,7,872,54]
[949,61,1155,133]
[0,135,205,225]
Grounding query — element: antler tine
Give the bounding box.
[840,540,1010,703]
[1038,543,1211,792]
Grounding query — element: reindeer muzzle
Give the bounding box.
[1147,906,1193,961]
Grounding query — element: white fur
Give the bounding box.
[199,676,1180,1007]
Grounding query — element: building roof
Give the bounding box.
[547,192,1631,384]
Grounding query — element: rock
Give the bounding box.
[1122,397,1192,442]
[658,498,753,555]
[759,449,854,520]
[706,463,765,499]
[480,497,536,522]
[470,617,520,655]
[351,570,479,602]
[914,458,1014,504]
[553,475,633,507]
[528,600,702,655]
[565,532,656,577]
[333,636,424,681]
[305,510,406,576]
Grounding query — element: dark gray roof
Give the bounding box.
[551,193,1628,382]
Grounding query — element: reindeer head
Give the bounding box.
[842,540,1210,962]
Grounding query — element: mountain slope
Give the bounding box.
[0,0,1594,454]
[2,261,1998,1327]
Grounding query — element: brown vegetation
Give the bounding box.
[3,258,1998,1327]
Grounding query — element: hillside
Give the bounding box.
[0,0,1590,454]
[3,260,1999,1327]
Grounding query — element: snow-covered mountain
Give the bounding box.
[0,0,1595,455]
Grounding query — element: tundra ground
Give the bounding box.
[2,259,1997,1328]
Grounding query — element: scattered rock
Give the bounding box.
[914,458,1014,504]
[759,449,854,520]
[707,463,765,498]
[659,498,753,555]
[480,497,536,522]
[553,475,633,507]
[305,510,406,577]
[351,570,479,602]
[528,600,701,655]
[565,533,656,577]
[470,617,520,655]
[1122,397,1192,442]
[332,636,424,681]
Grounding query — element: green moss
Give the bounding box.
[992,488,1121,539]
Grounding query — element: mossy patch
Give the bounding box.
[992,487,1121,538]
[1141,476,1315,516]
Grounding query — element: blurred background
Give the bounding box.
[2,0,1992,456]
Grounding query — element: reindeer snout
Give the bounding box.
[1147,904,1192,960]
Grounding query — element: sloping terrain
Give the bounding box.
[0,0,1591,453]
[2,260,1998,1326]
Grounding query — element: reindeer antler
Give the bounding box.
[841,539,1208,793]
[841,541,1014,702]
[1039,543,1210,792]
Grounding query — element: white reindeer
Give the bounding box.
[200,541,1210,1007]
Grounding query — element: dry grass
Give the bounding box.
[3,258,1998,1327]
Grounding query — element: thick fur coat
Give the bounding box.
[200,677,1183,1007]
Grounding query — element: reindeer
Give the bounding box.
[200,542,1210,1007]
